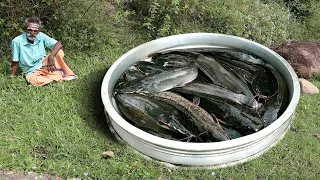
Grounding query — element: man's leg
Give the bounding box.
[26,50,77,86]
[25,69,63,86]
[42,49,77,79]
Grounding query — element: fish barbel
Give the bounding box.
[258,63,289,125]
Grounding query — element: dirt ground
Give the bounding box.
[0,170,62,180]
[271,40,320,78]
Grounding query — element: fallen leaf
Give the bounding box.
[6,171,15,175]
[7,137,16,141]
[35,130,41,134]
[314,133,320,139]
[157,175,164,180]
[129,168,136,173]
[101,151,114,158]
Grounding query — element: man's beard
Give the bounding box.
[27,33,37,41]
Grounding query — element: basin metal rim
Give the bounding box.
[101,33,300,156]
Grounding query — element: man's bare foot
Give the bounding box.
[65,75,78,81]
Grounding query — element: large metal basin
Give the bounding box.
[101,33,300,168]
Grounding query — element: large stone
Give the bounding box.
[271,41,320,78]
[299,78,319,95]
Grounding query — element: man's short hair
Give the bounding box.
[23,17,42,30]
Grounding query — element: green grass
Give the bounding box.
[1,41,320,179]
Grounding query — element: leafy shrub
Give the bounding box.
[282,0,315,21]
[219,0,294,46]
[305,6,320,40]
[125,0,179,38]
[292,5,320,41]
[125,0,296,46]
[265,0,320,42]
[1,0,319,63]
[0,0,58,60]
[0,0,116,61]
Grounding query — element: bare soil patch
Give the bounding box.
[271,40,320,78]
[0,170,62,180]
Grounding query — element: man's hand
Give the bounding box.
[10,61,18,76]
[47,54,56,72]
[46,41,62,73]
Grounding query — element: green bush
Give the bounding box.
[291,0,320,41]
[282,0,315,21]
[125,0,177,38]
[0,0,118,61]
[0,0,319,62]
[260,0,320,42]
[0,0,58,60]
[217,0,294,46]
[125,0,297,46]
[305,7,320,40]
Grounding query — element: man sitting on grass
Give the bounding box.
[10,16,77,86]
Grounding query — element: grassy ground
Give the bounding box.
[1,32,320,179]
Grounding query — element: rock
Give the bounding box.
[101,151,114,158]
[299,78,319,94]
[271,41,320,78]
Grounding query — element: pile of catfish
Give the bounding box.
[113,47,290,142]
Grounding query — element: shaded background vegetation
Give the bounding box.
[0,0,319,61]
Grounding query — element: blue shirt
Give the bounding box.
[10,32,57,75]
